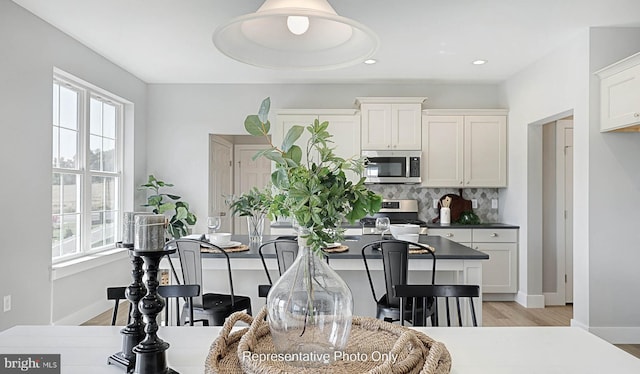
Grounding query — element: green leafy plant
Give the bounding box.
[226,186,274,218]
[139,174,197,239]
[244,97,382,253]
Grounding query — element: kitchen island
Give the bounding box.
[163,234,488,323]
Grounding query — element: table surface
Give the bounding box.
[196,234,489,260]
[1,325,638,373]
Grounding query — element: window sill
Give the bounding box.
[52,247,130,281]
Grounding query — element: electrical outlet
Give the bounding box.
[471,199,478,209]
[491,199,498,209]
[433,199,439,209]
[3,295,11,312]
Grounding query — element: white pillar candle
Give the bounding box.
[134,214,166,251]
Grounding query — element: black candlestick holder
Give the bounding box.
[108,242,146,372]
[132,247,177,374]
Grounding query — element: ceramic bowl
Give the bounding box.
[389,224,420,238]
[396,233,420,243]
[208,232,232,245]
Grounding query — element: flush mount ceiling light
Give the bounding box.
[212,0,379,70]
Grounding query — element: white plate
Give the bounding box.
[210,240,241,248]
[325,242,341,248]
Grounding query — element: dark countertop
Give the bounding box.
[270,221,363,229]
[426,222,520,229]
[198,234,489,260]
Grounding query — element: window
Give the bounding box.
[52,74,123,262]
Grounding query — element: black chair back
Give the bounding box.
[258,239,299,285]
[394,284,480,326]
[361,239,436,324]
[158,284,203,326]
[106,286,131,326]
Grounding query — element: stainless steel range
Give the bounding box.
[360,199,428,235]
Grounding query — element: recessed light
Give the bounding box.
[364,59,377,65]
[472,59,487,65]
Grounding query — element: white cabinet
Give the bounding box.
[428,227,518,293]
[357,97,426,150]
[596,52,640,132]
[276,110,361,182]
[422,110,508,187]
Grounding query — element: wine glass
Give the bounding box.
[207,216,221,234]
[375,217,390,240]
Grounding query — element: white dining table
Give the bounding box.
[1,325,639,373]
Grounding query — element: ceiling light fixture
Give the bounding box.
[212,0,379,70]
[364,59,377,65]
[472,59,488,65]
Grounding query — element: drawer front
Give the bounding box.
[472,228,517,243]
[428,228,472,243]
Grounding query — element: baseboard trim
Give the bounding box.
[589,327,640,344]
[543,291,565,306]
[515,291,545,308]
[52,300,111,326]
[483,293,516,302]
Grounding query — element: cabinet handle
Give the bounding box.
[445,233,453,237]
[635,112,640,118]
[490,232,498,237]
[387,144,391,148]
[219,212,227,216]
[466,181,470,185]
[459,181,463,185]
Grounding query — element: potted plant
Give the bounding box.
[242,97,382,364]
[139,174,197,239]
[226,185,274,243]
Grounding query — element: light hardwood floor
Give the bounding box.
[84,301,640,359]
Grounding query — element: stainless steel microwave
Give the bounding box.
[362,150,421,184]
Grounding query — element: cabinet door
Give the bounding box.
[427,228,472,243]
[392,104,422,150]
[361,104,392,150]
[421,115,464,187]
[319,114,362,183]
[600,64,640,131]
[464,116,507,187]
[474,242,517,293]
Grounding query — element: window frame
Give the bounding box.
[52,73,124,264]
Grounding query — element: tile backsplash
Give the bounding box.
[365,185,499,223]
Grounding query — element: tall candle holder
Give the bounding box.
[132,214,177,374]
[108,242,146,372]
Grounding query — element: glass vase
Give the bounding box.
[266,228,353,367]
[247,214,265,244]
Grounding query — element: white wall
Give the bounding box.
[147,84,502,233]
[587,27,640,342]
[0,2,148,329]
[500,27,640,343]
[499,31,590,314]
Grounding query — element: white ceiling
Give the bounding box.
[11,0,640,84]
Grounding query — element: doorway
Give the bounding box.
[542,118,574,305]
[208,135,271,235]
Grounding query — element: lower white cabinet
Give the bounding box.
[429,227,518,293]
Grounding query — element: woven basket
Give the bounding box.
[205,307,451,374]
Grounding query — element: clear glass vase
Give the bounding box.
[247,214,265,244]
[266,228,353,367]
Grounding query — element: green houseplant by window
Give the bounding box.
[139,174,197,239]
[243,97,381,364]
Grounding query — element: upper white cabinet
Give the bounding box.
[596,52,640,132]
[356,97,426,150]
[276,110,361,182]
[422,109,508,188]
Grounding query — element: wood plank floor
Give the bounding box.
[84,301,640,359]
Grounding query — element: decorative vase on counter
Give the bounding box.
[266,227,353,366]
[247,214,265,244]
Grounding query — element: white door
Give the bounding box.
[320,114,361,183]
[464,116,507,187]
[563,124,574,303]
[233,145,272,235]
[209,136,233,233]
[421,115,464,187]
